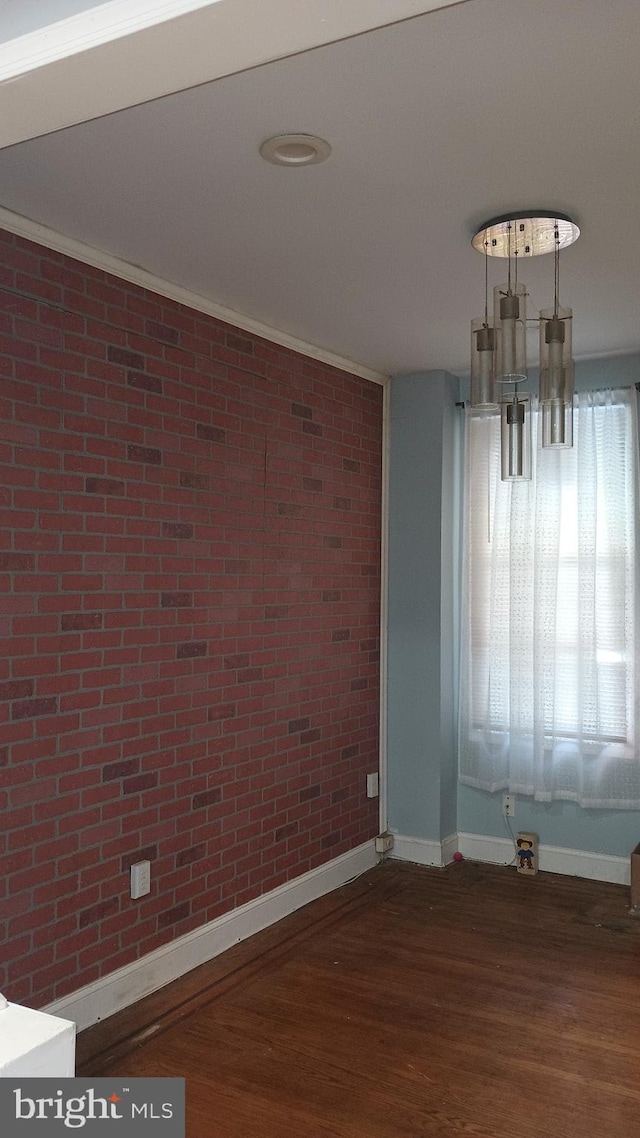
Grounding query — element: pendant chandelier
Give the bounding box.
[470,212,580,480]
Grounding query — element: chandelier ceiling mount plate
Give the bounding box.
[471,212,580,259]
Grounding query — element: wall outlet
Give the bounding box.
[366,771,379,798]
[130,860,151,899]
[375,831,394,853]
[502,793,516,817]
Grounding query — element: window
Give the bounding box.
[458,388,640,808]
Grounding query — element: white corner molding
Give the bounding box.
[389,834,457,868]
[457,832,630,886]
[44,840,377,1033]
[0,206,388,387]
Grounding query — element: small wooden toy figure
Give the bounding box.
[516,836,536,875]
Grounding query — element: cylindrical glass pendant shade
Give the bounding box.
[541,400,573,448]
[539,306,574,447]
[470,319,497,408]
[494,283,527,382]
[500,394,531,481]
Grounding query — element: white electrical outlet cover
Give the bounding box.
[130,859,151,899]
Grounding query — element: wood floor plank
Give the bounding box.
[81,859,640,1136]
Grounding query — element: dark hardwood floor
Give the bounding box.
[78,859,640,1137]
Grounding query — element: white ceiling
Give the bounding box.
[0,0,637,377]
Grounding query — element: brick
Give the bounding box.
[176,843,206,868]
[275,822,298,842]
[351,678,369,691]
[12,697,58,720]
[322,590,341,602]
[79,896,119,928]
[341,744,359,759]
[0,553,35,571]
[177,641,207,659]
[224,654,250,670]
[288,717,310,734]
[321,832,340,850]
[193,788,222,809]
[146,320,179,346]
[102,758,140,782]
[303,477,322,492]
[332,629,351,642]
[123,772,158,794]
[291,402,313,419]
[127,371,162,394]
[265,605,289,619]
[196,424,226,443]
[0,679,34,701]
[107,346,144,369]
[302,421,322,436]
[227,333,253,354]
[300,729,321,744]
[343,459,360,472]
[333,497,351,510]
[157,902,190,929]
[127,444,162,465]
[299,785,321,802]
[60,612,103,632]
[179,472,209,491]
[207,703,236,721]
[162,521,194,539]
[161,591,192,608]
[85,476,124,496]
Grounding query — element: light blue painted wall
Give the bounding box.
[388,353,640,858]
[386,370,459,841]
[458,785,640,858]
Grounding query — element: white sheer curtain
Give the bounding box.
[458,387,640,808]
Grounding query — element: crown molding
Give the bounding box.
[0,206,389,386]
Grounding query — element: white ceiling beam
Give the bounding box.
[0,0,461,150]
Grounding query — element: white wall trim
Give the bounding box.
[0,206,389,387]
[44,840,377,1033]
[390,831,630,885]
[377,380,391,833]
[390,834,447,868]
[0,1,221,78]
[441,832,458,866]
[458,831,630,886]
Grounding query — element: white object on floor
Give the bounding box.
[0,994,75,1078]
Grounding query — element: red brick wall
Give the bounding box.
[0,229,382,1008]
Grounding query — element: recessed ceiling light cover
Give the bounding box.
[260,134,331,167]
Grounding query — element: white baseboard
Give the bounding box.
[45,840,377,1033]
[458,832,630,886]
[389,833,457,868]
[390,831,630,886]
